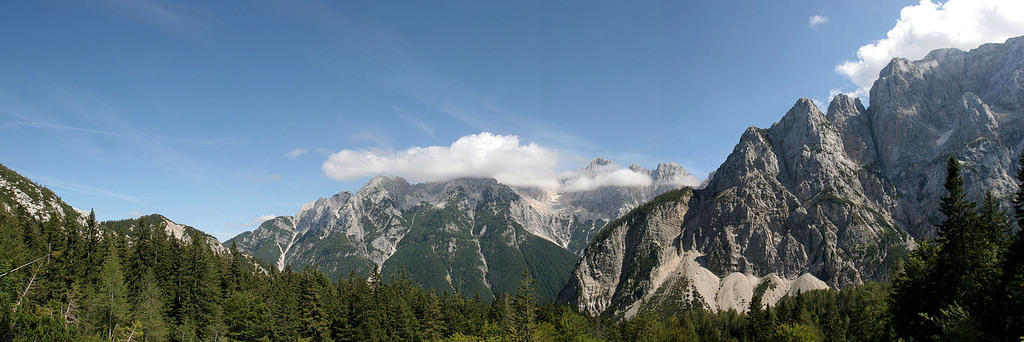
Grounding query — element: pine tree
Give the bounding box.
[85,233,129,340]
[420,291,445,340]
[132,269,167,342]
[511,270,538,342]
[0,210,28,307]
[300,269,333,342]
[224,290,268,341]
[177,234,224,341]
[1002,150,1024,339]
[935,155,980,303]
[226,241,244,294]
[83,210,100,277]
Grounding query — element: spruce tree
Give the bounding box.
[132,269,167,342]
[300,270,333,342]
[511,270,538,342]
[1003,150,1024,339]
[224,290,268,341]
[935,155,979,303]
[86,233,129,340]
[420,291,445,340]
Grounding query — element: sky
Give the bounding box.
[1,0,1022,241]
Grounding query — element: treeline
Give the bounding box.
[0,205,616,341]
[1,154,1023,341]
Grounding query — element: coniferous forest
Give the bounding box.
[1,155,1023,341]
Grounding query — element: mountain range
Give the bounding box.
[226,160,696,300]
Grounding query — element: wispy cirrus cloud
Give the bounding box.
[0,119,124,137]
[27,174,143,203]
[1,117,258,147]
[283,148,309,159]
[393,106,434,136]
[100,0,218,38]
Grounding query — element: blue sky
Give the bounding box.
[3,0,1020,240]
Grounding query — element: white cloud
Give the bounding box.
[836,0,1024,92]
[321,132,681,192]
[323,132,560,189]
[664,171,702,188]
[559,162,652,192]
[283,148,308,159]
[809,15,829,28]
[129,211,144,218]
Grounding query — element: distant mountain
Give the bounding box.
[1,163,235,258]
[101,214,229,255]
[561,36,1024,317]
[0,163,84,224]
[227,160,696,300]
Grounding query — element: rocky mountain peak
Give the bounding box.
[826,94,865,120]
[586,157,614,169]
[775,98,828,128]
[767,98,845,166]
[922,47,966,63]
[878,57,915,79]
[826,93,874,164]
[654,162,684,173]
[364,175,404,189]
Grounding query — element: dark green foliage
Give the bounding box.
[382,188,579,302]
[889,154,1024,341]
[511,270,538,341]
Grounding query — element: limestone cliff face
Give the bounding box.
[562,36,1024,317]
[681,99,906,288]
[867,37,1024,238]
[560,189,694,316]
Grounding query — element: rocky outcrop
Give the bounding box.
[0,163,83,224]
[562,36,1024,317]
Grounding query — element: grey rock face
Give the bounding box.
[562,36,1024,317]
[865,37,1024,238]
